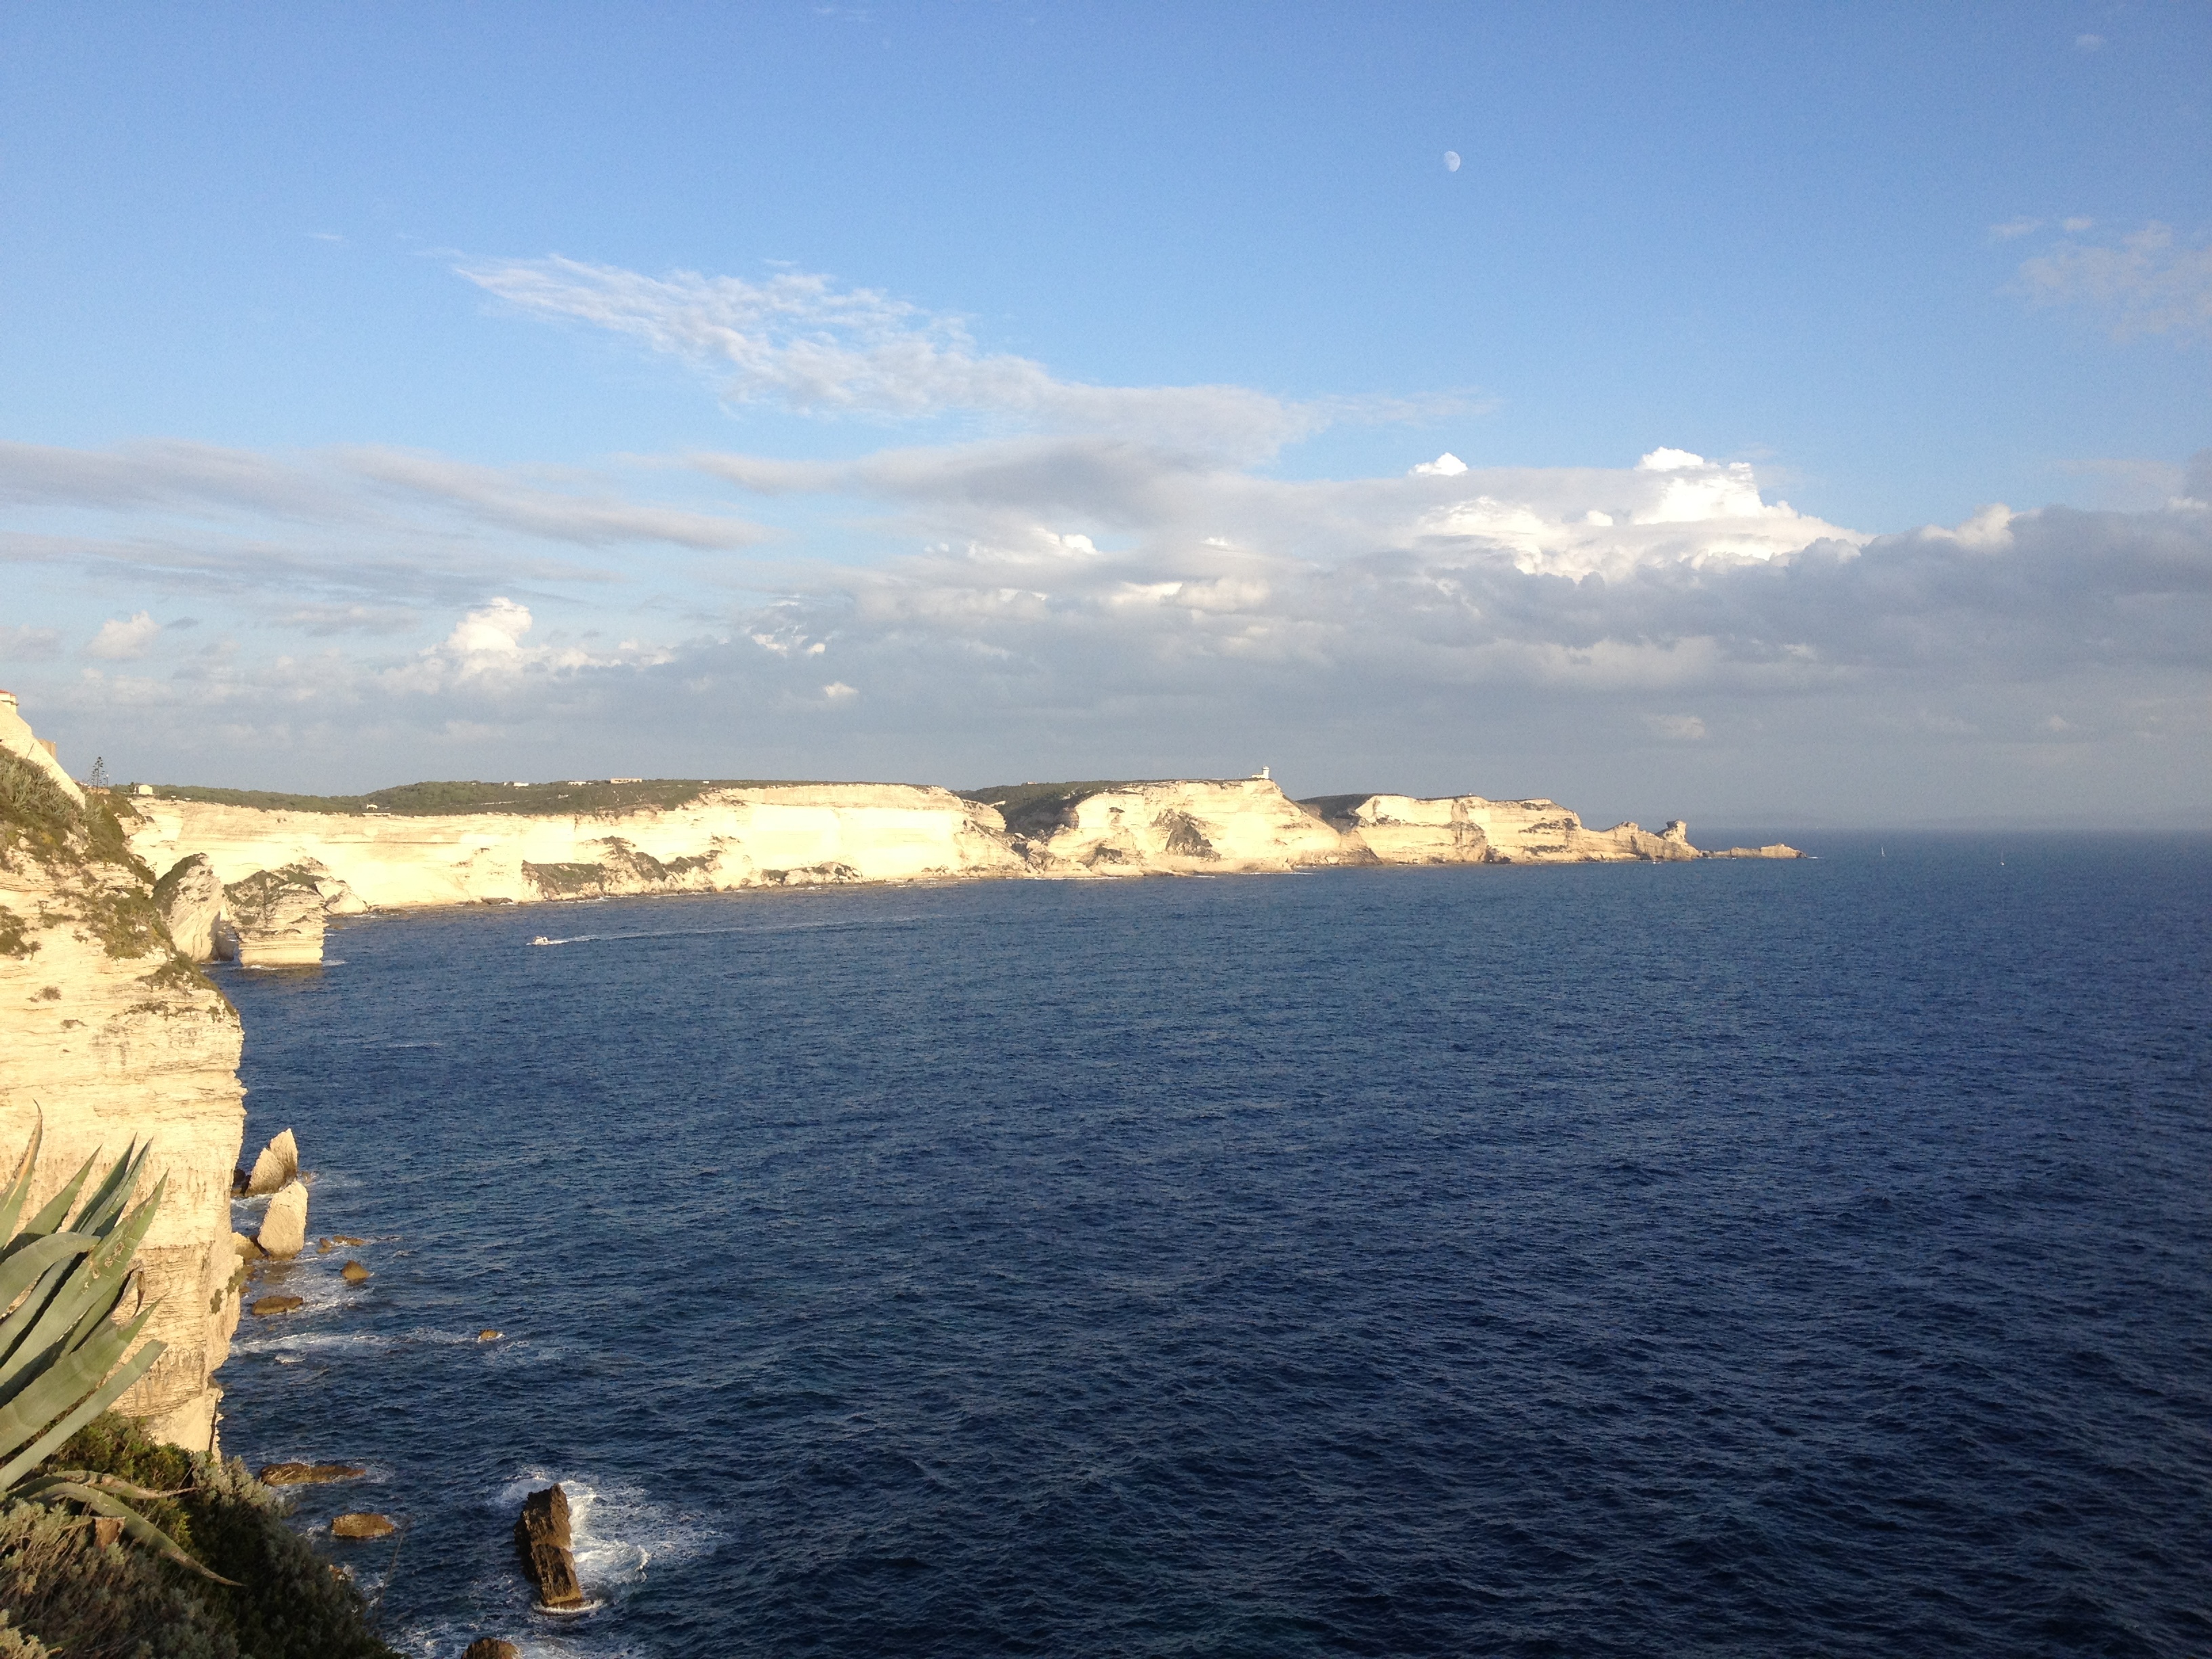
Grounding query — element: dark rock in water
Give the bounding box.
[231,1166,250,1196]
[515,1483,571,1548]
[250,1294,304,1316]
[464,1643,520,1659]
[340,1260,371,1283]
[330,1512,396,1539]
[259,1460,366,1486]
[514,1484,586,1608]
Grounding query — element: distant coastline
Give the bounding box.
[117,771,1802,968]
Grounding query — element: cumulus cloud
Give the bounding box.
[2016,222,2212,340]
[85,611,161,660]
[455,255,1408,459]
[382,596,672,694]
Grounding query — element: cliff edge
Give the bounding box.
[0,697,245,1450]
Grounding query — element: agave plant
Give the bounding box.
[0,1113,233,1582]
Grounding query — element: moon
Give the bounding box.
[1443,150,1461,172]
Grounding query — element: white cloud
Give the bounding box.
[1991,218,2043,241]
[85,611,161,660]
[2016,222,2212,340]
[1410,452,1468,476]
[1645,714,1707,741]
[455,255,1391,459]
[2074,33,2105,50]
[822,681,858,702]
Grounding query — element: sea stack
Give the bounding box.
[514,1483,587,1610]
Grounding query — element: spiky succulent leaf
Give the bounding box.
[0,1232,95,1320]
[68,1141,147,1240]
[16,1475,238,1584]
[0,1119,43,1246]
[0,1257,81,1391]
[0,1307,161,1483]
[17,1151,98,1241]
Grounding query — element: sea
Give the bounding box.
[217,835,2212,1658]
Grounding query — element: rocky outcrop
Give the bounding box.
[258,1461,365,1485]
[123,774,1782,963]
[0,708,245,1451]
[255,1179,308,1258]
[514,1485,586,1610]
[245,1126,297,1195]
[329,1513,396,1540]
[152,855,224,962]
[1705,842,1805,859]
[1015,779,1371,875]
[1307,794,1703,864]
[220,863,361,967]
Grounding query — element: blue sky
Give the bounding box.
[1,3,2207,825]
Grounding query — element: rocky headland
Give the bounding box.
[117,769,1801,966]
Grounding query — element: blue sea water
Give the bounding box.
[217,836,2212,1658]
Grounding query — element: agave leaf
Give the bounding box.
[0,1309,159,1486]
[68,1141,147,1241]
[17,1151,99,1242]
[33,1467,186,1503]
[59,1183,165,1344]
[16,1476,238,1584]
[0,1258,82,1391]
[0,1233,95,1321]
[1,1183,162,1385]
[0,1115,43,1245]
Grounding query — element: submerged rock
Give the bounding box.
[256,1178,308,1257]
[340,1261,371,1284]
[249,1294,304,1316]
[259,1460,366,1486]
[477,1328,502,1342]
[330,1512,396,1540]
[514,1483,586,1609]
[464,1641,520,1659]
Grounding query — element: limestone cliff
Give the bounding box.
[0,708,245,1451]
[1004,779,1371,875]
[125,784,1026,926]
[119,773,1791,966]
[1306,793,1705,864]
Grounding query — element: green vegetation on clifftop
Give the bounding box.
[148,777,827,817]
[0,1415,399,1659]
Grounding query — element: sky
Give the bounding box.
[1,2,2207,827]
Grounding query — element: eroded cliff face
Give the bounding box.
[0,725,245,1452]
[121,775,1785,966]
[1019,779,1370,875]
[1313,793,1704,864]
[125,784,1027,922]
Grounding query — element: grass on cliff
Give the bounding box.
[0,1414,400,1659]
[145,777,832,817]
[0,754,176,962]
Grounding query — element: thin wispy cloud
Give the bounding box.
[456,255,1372,459]
[2016,222,2212,341]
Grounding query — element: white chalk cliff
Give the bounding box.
[120,772,1799,966]
[0,697,245,1450]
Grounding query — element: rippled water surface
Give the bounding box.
[220,837,2212,1657]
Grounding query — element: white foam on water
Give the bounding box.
[491,1469,720,1593]
[529,912,925,949]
